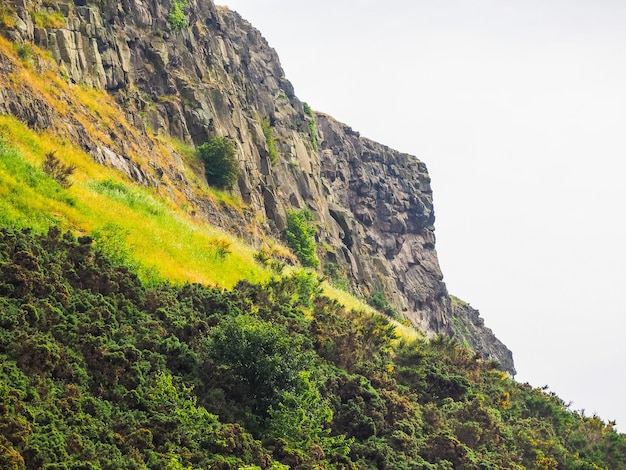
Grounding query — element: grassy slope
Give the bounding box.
[0,34,405,330]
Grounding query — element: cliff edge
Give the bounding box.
[0,0,514,373]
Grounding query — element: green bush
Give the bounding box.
[285,208,319,268]
[202,314,311,417]
[367,291,398,318]
[198,136,239,189]
[1,227,626,469]
[168,0,187,31]
[323,262,349,290]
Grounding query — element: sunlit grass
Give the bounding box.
[0,118,268,287]
[0,121,415,327]
[321,281,421,342]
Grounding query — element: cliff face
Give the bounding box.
[0,0,514,373]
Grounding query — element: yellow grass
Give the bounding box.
[0,116,268,287]
[321,281,421,342]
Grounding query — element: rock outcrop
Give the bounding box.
[448,297,515,374]
[0,0,515,373]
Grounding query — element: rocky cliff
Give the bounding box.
[0,0,514,373]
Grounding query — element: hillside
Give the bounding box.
[1,0,625,468]
[0,0,513,372]
[1,227,625,469]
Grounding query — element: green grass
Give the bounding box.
[321,281,420,342]
[0,49,419,334]
[0,138,77,230]
[0,118,267,288]
[31,11,65,28]
[88,179,165,216]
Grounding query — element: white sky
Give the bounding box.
[220,0,626,430]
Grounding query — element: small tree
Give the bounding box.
[285,208,319,268]
[42,151,76,188]
[168,0,188,31]
[198,136,239,189]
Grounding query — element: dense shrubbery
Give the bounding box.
[0,227,624,469]
[198,136,239,189]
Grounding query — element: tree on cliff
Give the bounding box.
[198,136,239,189]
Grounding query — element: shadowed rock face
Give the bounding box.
[1,0,514,373]
[316,115,448,335]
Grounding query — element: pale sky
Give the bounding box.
[220,0,626,430]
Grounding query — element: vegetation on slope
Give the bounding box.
[0,119,267,288]
[0,228,624,469]
[0,9,624,469]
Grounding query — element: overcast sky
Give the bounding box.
[220,0,626,430]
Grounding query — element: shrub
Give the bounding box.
[198,136,239,189]
[202,315,311,416]
[323,262,349,290]
[285,208,319,268]
[208,238,231,261]
[253,247,286,273]
[366,291,398,318]
[14,42,34,62]
[261,118,278,164]
[168,0,187,31]
[41,151,76,188]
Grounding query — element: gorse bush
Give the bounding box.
[198,136,239,189]
[0,227,625,469]
[285,208,319,268]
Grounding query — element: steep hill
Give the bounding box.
[0,0,513,372]
[1,1,626,468]
[1,227,625,469]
